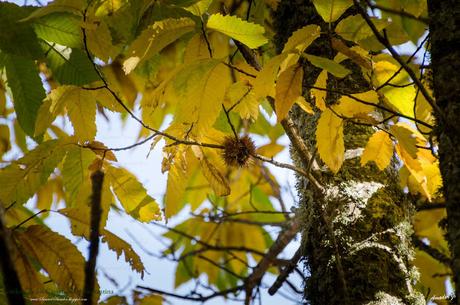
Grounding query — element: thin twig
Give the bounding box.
[137,285,244,302]
[353,0,444,122]
[366,1,429,24]
[268,246,302,295]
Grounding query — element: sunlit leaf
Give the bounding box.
[207,13,267,49]
[316,108,344,173]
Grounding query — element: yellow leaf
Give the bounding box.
[373,60,416,117]
[14,225,88,297]
[305,54,350,78]
[35,85,77,135]
[414,250,450,299]
[123,18,196,74]
[136,295,163,305]
[164,151,188,218]
[316,108,344,173]
[360,131,394,170]
[106,166,160,216]
[333,90,378,118]
[85,19,117,62]
[224,82,259,120]
[58,208,146,277]
[184,33,211,63]
[66,90,97,142]
[256,143,285,158]
[415,83,435,134]
[101,231,146,278]
[171,60,232,140]
[390,123,418,158]
[197,153,230,196]
[206,13,267,49]
[311,70,327,110]
[282,24,321,53]
[312,0,353,22]
[275,64,303,121]
[253,53,288,100]
[295,96,314,114]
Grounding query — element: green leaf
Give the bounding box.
[41,42,100,86]
[3,54,46,136]
[312,0,353,23]
[0,3,42,59]
[206,13,267,49]
[33,13,82,48]
[62,146,96,206]
[21,0,85,21]
[0,140,67,205]
[304,54,351,78]
[335,15,390,43]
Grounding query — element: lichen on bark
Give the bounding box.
[273,1,424,304]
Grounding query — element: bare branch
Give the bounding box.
[268,246,302,295]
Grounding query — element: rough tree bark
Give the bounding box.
[272,1,424,304]
[428,1,460,303]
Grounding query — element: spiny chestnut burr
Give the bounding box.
[222,135,256,167]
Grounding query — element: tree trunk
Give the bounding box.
[428,1,460,303]
[272,1,424,304]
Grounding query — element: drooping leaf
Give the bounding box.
[101,231,146,278]
[199,155,230,197]
[316,108,344,173]
[253,53,287,100]
[282,24,321,53]
[62,146,97,206]
[14,225,88,296]
[3,54,46,136]
[361,130,394,170]
[311,70,328,111]
[85,19,118,62]
[106,166,161,218]
[170,60,232,140]
[275,64,303,121]
[206,13,267,49]
[312,0,353,22]
[390,123,418,159]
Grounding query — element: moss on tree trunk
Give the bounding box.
[273,1,424,304]
[428,1,460,303]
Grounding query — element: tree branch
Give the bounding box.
[83,170,104,305]
[0,202,26,305]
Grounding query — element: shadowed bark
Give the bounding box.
[428,1,460,303]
